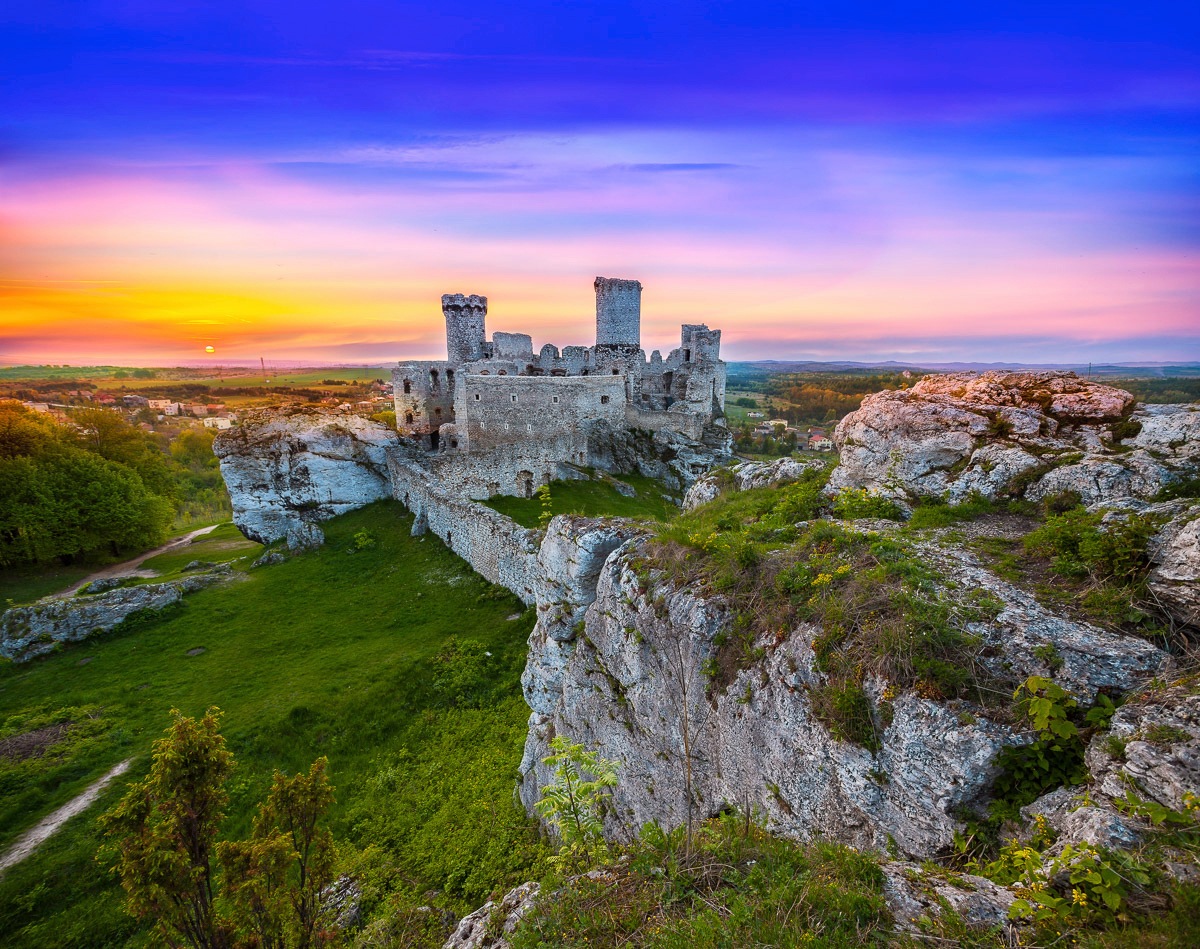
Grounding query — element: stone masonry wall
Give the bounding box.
[455,374,626,453]
[387,455,542,603]
[595,276,642,348]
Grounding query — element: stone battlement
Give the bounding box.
[394,275,727,497]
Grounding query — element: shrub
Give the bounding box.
[830,487,904,521]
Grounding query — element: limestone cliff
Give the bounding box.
[214,409,402,548]
[516,513,1167,859]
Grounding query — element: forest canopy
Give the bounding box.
[0,402,220,567]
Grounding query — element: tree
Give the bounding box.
[220,759,337,949]
[534,736,619,871]
[100,708,235,949]
[101,709,338,949]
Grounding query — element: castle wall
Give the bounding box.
[626,407,707,440]
[387,455,542,603]
[392,361,457,446]
[456,374,625,453]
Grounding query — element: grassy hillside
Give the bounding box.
[483,472,679,528]
[0,501,545,947]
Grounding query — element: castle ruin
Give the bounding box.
[392,277,726,499]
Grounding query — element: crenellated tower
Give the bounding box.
[443,293,488,363]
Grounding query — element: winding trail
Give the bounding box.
[61,525,222,595]
[0,759,133,876]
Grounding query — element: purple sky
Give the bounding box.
[2,2,1198,364]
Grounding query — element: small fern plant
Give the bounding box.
[534,735,619,871]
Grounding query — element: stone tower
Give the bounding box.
[443,293,487,363]
[594,277,641,349]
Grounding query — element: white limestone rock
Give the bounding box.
[828,371,1189,505]
[518,538,1025,858]
[1147,506,1200,629]
[882,862,1019,934]
[442,882,540,949]
[682,456,824,511]
[1086,682,1200,815]
[917,544,1168,701]
[1021,787,1142,852]
[1132,403,1200,461]
[0,569,235,662]
[214,409,401,545]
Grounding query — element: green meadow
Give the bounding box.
[483,472,679,528]
[0,501,544,947]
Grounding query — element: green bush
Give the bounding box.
[831,487,905,521]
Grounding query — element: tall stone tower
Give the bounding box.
[594,277,642,349]
[443,293,487,363]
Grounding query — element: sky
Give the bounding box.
[1,2,1198,366]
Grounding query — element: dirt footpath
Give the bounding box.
[0,759,133,876]
[61,525,221,596]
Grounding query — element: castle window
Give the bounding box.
[447,369,455,385]
[450,439,458,448]
[480,420,486,430]
[511,394,518,403]
[434,407,442,417]
[526,423,532,432]
[474,393,480,401]
[601,395,610,405]
[612,369,619,375]
[642,392,649,401]
[504,423,510,431]
[684,349,691,362]
[480,370,490,375]
[552,396,559,404]
[405,412,413,424]
[430,368,439,387]
[402,379,412,394]
[498,370,508,376]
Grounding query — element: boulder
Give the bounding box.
[442,882,540,949]
[882,862,1019,935]
[214,409,401,546]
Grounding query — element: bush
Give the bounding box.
[830,487,904,521]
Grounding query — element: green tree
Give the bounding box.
[219,759,336,949]
[101,710,338,949]
[100,708,236,949]
[534,736,619,870]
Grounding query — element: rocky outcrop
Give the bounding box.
[516,509,1169,860]
[829,371,1193,506]
[442,882,540,949]
[214,409,401,547]
[682,456,823,511]
[1147,505,1200,628]
[1086,681,1200,816]
[0,569,235,662]
[587,420,731,492]
[918,543,1167,701]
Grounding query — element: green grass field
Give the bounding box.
[483,473,679,528]
[0,524,260,607]
[0,502,543,947]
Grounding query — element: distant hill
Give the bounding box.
[732,361,1200,379]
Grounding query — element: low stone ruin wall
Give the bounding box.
[387,455,542,604]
